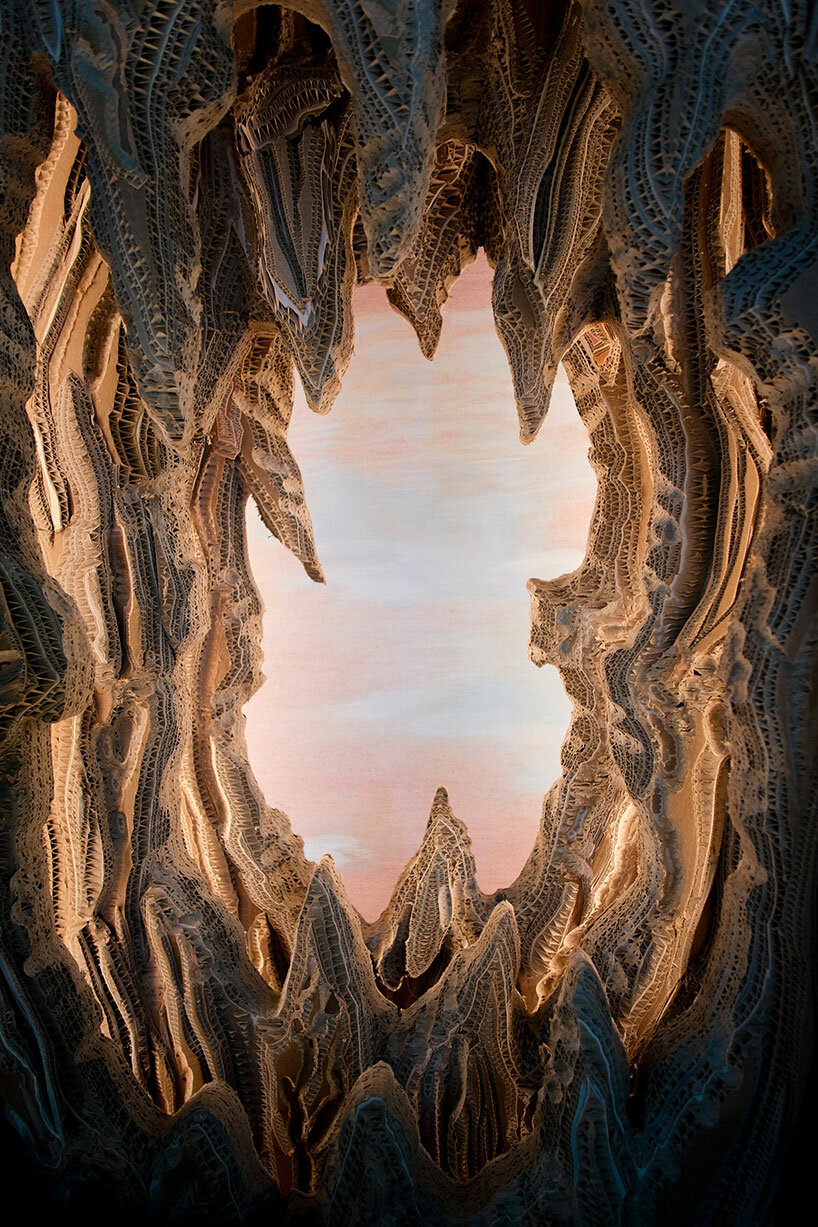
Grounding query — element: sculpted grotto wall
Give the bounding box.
[0,1,815,1223]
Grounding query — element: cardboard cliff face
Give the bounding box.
[0,1,813,1221]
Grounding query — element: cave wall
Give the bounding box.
[0,1,815,1222]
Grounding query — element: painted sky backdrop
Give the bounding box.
[244,253,597,920]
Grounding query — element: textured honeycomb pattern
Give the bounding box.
[0,1,815,1223]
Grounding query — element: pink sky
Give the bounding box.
[244,253,597,920]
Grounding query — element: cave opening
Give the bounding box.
[243,251,597,920]
[1,0,813,1218]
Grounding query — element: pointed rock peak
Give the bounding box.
[381,788,477,893]
[429,784,452,821]
[479,897,520,955]
[287,854,366,959]
[410,790,480,902]
[370,789,486,990]
[403,899,522,1027]
[443,899,522,998]
[542,950,630,1117]
[327,1066,428,1227]
[304,853,355,913]
[423,786,471,847]
[397,787,479,897]
[283,855,395,1020]
[553,947,615,1008]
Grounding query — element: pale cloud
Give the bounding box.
[324,668,572,743]
[302,832,372,870]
